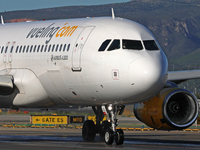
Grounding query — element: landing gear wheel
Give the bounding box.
[115,129,124,145]
[105,129,114,145]
[82,120,96,142]
[100,121,111,138]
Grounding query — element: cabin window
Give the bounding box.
[52,45,55,52]
[122,39,143,50]
[59,44,63,52]
[108,39,120,51]
[33,45,37,52]
[37,45,40,52]
[41,45,44,52]
[67,44,70,51]
[29,46,33,53]
[15,46,19,53]
[26,46,29,53]
[63,44,66,52]
[55,44,59,52]
[5,46,8,53]
[48,45,51,52]
[10,46,14,53]
[143,40,159,51]
[1,47,4,53]
[23,46,26,53]
[98,39,111,51]
[44,45,48,52]
[19,46,22,53]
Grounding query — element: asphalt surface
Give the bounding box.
[0,127,200,150]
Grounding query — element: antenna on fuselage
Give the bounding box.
[111,8,115,20]
[1,15,5,25]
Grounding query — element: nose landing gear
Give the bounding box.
[82,104,125,145]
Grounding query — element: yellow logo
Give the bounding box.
[56,23,78,37]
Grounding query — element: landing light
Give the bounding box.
[108,105,112,111]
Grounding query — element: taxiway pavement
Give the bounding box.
[0,127,200,150]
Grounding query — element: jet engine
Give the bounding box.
[134,87,199,130]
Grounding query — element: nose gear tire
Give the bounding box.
[105,129,114,145]
[100,120,111,138]
[115,129,124,145]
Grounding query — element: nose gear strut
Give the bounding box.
[104,104,125,145]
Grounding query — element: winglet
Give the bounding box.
[111,8,115,20]
[1,15,5,25]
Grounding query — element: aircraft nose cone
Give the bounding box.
[129,52,168,100]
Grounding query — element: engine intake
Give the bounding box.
[134,87,199,130]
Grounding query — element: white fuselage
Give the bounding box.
[0,17,168,108]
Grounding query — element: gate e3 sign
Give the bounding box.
[31,116,68,124]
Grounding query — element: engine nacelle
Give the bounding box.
[134,87,199,130]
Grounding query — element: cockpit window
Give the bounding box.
[98,39,111,51]
[108,39,120,51]
[143,40,159,51]
[122,40,143,50]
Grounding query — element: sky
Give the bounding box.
[0,0,131,12]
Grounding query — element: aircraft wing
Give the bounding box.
[168,70,200,84]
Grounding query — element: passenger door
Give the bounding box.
[72,26,95,71]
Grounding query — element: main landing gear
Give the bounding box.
[82,104,125,145]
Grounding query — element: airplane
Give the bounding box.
[0,9,199,145]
